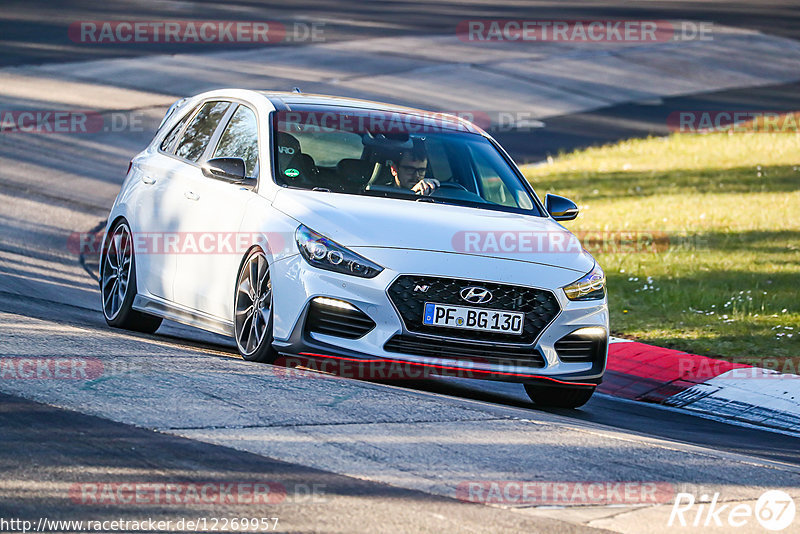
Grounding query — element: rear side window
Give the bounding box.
[159,109,193,152]
[212,105,259,178]
[174,101,230,162]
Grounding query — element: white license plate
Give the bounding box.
[422,302,524,335]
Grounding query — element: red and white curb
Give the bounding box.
[601,337,800,433]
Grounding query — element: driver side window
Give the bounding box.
[470,145,518,207]
[212,105,260,179]
[424,138,452,182]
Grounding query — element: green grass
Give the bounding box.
[523,133,800,365]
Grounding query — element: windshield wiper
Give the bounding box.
[417,196,481,208]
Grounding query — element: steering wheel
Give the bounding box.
[435,181,469,191]
[429,180,487,203]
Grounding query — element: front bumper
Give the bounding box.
[270,249,608,385]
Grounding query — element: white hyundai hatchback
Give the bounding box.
[101,89,608,408]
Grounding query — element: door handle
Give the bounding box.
[141,176,156,185]
[184,190,199,201]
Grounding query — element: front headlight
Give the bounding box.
[563,263,606,301]
[295,225,383,278]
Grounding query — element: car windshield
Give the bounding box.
[271,110,543,215]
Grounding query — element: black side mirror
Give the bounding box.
[545,194,579,221]
[202,157,246,181]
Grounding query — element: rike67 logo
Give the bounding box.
[669,490,796,531]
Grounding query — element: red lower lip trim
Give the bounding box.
[296,352,595,386]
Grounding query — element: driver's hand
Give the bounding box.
[412,178,440,196]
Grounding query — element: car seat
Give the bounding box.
[275,132,318,187]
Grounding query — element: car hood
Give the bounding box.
[273,189,594,273]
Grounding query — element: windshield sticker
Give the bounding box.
[284,168,300,178]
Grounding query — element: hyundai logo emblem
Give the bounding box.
[460,286,492,304]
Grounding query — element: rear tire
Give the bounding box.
[525,384,595,408]
[234,248,279,363]
[100,219,162,334]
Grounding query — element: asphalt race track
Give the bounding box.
[2,0,800,66]
[1,1,799,532]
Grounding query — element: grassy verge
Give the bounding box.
[523,133,800,366]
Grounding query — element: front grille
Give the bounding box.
[387,275,560,344]
[305,300,375,339]
[384,335,546,368]
[555,331,606,362]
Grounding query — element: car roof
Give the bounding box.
[259,91,483,135]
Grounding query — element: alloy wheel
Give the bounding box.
[101,223,133,320]
[235,251,272,356]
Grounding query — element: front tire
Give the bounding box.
[525,384,595,408]
[234,248,278,363]
[100,219,162,333]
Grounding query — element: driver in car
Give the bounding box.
[389,141,440,195]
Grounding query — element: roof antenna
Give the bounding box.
[292,87,302,93]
